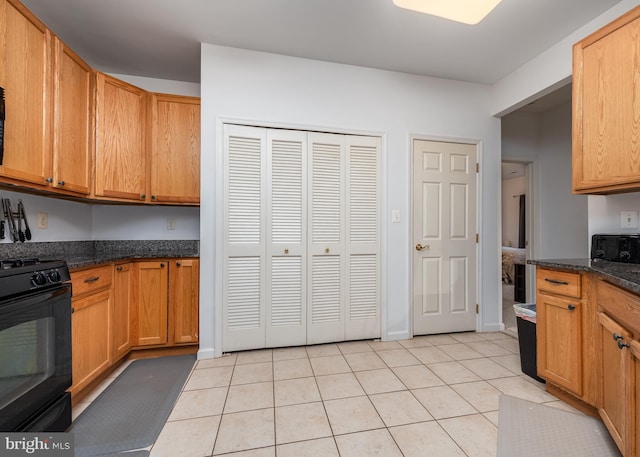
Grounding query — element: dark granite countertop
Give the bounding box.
[1,240,199,270]
[528,258,640,295]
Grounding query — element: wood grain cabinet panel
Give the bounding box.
[134,261,168,346]
[0,0,52,187]
[51,38,93,195]
[170,259,199,344]
[69,264,114,396]
[113,263,133,361]
[94,72,147,202]
[150,94,200,204]
[573,5,640,194]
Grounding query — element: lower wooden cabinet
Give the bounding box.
[537,292,583,395]
[134,259,199,347]
[598,312,633,455]
[171,259,199,344]
[113,262,133,360]
[134,261,169,346]
[70,265,113,395]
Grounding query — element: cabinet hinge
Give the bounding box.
[476,163,479,173]
[475,233,479,243]
[476,304,479,314]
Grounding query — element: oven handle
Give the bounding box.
[83,276,100,284]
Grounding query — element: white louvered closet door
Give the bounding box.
[306,133,347,345]
[223,125,267,352]
[346,135,380,340]
[266,129,307,347]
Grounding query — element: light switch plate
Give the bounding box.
[37,212,48,229]
[621,210,639,229]
[167,217,176,230]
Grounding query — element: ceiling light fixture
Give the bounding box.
[392,0,502,25]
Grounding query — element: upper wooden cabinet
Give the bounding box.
[0,0,52,187]
[94,72,147,202]
[573,5,640,194]
[150,94,200,204]
[51,38,93,195]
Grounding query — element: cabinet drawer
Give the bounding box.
[71,265,113,297]
[597,280,640,334]
[536,269,581,298]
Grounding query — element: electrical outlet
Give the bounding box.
[392,210,400,223]
[167,217,176,230]
[38,212,48,229]
[621,210,639,229]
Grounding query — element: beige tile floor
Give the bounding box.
[74,331,584,457]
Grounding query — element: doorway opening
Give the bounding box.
[500,161,529,336]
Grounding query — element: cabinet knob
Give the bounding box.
[58,180,65,186]
[151,195,157,200]
[176,262,181,267]
[116,266,123,272]
[567,304,576,311]
[618,340,630,350]
[45,177,53,183]
[160,263,165,268]
[140,194,146,199]
[325,248,330,254]
[613,333,624,341]
[284,249,289,254]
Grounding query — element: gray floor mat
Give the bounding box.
[69,354,196,457]
[497,394,621,457]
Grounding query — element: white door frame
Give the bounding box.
[409,134,483,336]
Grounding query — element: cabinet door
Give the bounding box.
[0,0,52,187]
[598,312,632,456]
[573,6,640,194]
[113,263,133,359]
[170,259,199,344]
[631,340,640,457]
[135,261,168,346]
[51,38,92,195]
[536,292,582,395]
[94,72,147,201]
[71,289,111,394]
[150,94,200,204]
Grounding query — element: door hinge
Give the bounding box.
[476,163,479,173]
[476,304,479,314]
[475,233,479,243]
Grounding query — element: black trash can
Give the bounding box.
[513,303,545,383]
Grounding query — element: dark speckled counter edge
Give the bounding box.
[528,258,640,295]
[0,240,199,270]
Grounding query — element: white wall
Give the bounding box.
[501,103,588,260]
[588,193,640,239]
[0,189,200,243]
[199,44,502,358]
[492,0,640,116]
[501,176,526,247]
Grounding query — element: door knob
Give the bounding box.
[415,243,430,251]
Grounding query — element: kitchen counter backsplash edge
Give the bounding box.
[528,258,640,295]
[0,240,199,269]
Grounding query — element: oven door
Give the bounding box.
[0,284,72,431]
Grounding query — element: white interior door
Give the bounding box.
[412,139,477,335]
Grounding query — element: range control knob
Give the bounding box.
[32,272,48,286]
[619,250,631,261]
[48,269,61,283]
